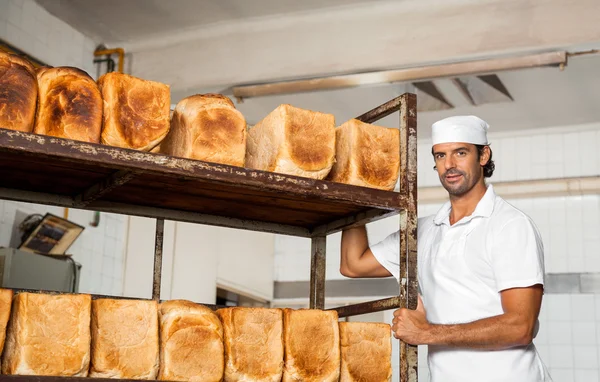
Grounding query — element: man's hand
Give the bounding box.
[391,286,543,350]
[392,295,430,345]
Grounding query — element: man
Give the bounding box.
[340,116,552,381]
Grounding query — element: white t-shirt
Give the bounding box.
[371,185,552,382]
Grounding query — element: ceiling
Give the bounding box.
[225,54,600,138]
[34,0,600,137]
[35,0,382,43]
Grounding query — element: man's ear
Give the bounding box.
[479,145,491,166]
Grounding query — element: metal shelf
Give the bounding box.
[0,130,404,238]
[0,92,419,382]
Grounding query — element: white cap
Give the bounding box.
[431,115,490,146]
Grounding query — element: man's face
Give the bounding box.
[432,142,488,196]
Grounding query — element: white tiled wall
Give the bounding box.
[534,294,600,381]
[0,200,128,296]
[0,0,97,77]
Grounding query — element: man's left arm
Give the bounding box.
[392,285,543,349]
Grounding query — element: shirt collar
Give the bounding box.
[433,184,496,226]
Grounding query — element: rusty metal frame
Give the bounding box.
[324,93,419,382]
[152,218,165,301]
[0,92,418,382]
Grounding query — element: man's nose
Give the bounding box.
[444,155,456,169]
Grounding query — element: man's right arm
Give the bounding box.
[340,226,392,278]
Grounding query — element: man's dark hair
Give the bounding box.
[476,145,495,178]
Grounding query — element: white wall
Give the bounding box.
[0,0,97,77]
[123,218,275,304]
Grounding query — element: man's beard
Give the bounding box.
[440,168,480,196]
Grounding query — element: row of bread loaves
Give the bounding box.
[1,51,399,190]
[0,51,170,151]
[160,99,400,190]
[0,290,392,381]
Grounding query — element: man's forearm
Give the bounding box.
[423,313,534,350]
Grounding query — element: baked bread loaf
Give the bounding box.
[327,118,400,190]
[98,72,170,151]
[159,300,224,382]
[0,52,37,132]
[339,322,392,382]
[282,308,340,382]
[90,298,159,379]
[216,307,283,382]
[160,94,247,166]
[1,292,91,376]
[0,288,13,357]
[34,66,103,143]
[245,104,335,179]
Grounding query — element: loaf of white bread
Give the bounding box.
[246,104,336,179]
[160,94,247,167]
[282,308,340,382]
[0,52,38,132]
[339,322,392,382]
[1,292,91,376]
[98,72,170,151]
[89,298,159,379]
[34,66,103,143]
[0,288,13,357]
[158,300,224,382]
[217,307,283,382]
[327,118,400,190]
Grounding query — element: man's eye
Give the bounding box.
[457,151,466,156]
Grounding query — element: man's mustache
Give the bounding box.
[442,169,465,178]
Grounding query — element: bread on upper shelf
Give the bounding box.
[0,288,13,357]
[1,292,92,377]
[89,298,159,379]
[339,321,392,382]
[216,307,283,382]
[160,94,247,167]
[245,104,336,179]
[159,300,224,382]
[0,52,38,133]
[327,118,400,190]
[34,66,103,143]
[98,72,170,151]
[282,308,340,382]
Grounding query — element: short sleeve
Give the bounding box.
[370,230,400,282]
[491,216,545,292]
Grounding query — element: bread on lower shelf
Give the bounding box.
[158,300,224,382]
[1,292,91,377]
[34,66,103,143]
[216,307,283,382]
[339,322,392,382]
[327,118,400,190]
[89,298,159,379]
[98,72,170,151]
[245,104,336,179]
[282,308,340,382]
[0,52,38,133]
[160,94,247,167]
[0,288,13,357]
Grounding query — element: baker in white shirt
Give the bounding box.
[339,115,552,381]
